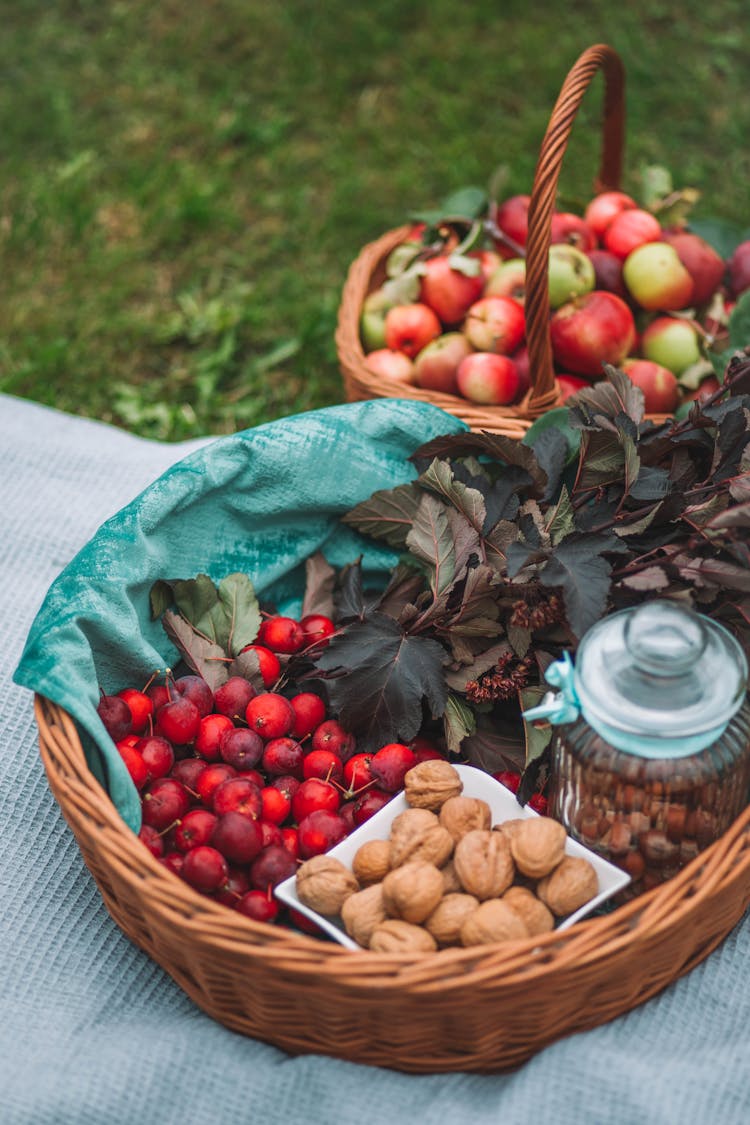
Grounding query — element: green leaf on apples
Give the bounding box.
[729,290,750,349]
[688,217,750,260]
[410,186,488,226]
[522,407,581,465]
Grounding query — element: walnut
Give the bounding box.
[440,859,463,894]
[390,807,439,842]
[502,886,555,936]
[369,919,438,953]
[460,899,529,947]
[424,893,479,947]
[340,883,387,946]
[510,817,568,879]
[381,861,445,924]
[352,839,391,886]
[439,795,491,842]
[389,822,454,869]
[295,855,359,915]
[492,817,526,841]
[536,856,599,917]
[403,760,463,810]
[453,829,514,900]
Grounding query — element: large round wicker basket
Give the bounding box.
[36,694,750,1073]
[336,43,672,437]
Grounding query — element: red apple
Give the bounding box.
[364,348,416,383]
[485,257,526,303]
[622,242,694,311]
[550,212,596,252]
[384,302,442,358]
[727,239,750,299]
[557,374,591,401]
[682,374,721,403]
[663,230,726,306]
[456,353,519,405]
[463,296,525,355]
[490,194,531,254]
[413,332,472,394]
[549,291,636,377]
[622,358,679,413]
[604,208,663,260]
[587,249,628,299]
[419,256,485,325]
[583,191,638,240]
[641,316,701,376]
[470,248,504,283]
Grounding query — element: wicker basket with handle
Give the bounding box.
[36,693,750,1074]
[336,44,673,437]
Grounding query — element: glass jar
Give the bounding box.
[526,601,750,899]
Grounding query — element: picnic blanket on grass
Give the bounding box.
[3,390,750,1125]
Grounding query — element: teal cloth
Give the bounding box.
[13,397,467,832]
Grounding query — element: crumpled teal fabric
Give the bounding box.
[13,398,467,832]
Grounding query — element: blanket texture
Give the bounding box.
[3,392,750,1124]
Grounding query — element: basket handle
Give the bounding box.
[523,43,626,412]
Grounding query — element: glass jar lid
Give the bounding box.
[575,601,748,742]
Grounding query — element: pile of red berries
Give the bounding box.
[96,613,446,927]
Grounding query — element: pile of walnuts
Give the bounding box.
[294,760,599,953]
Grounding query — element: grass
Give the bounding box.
[1,0,748,439]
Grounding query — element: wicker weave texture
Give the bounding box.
[335,43,671,437]
[36,695,750,1073]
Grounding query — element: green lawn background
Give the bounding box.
[1,0,748,439]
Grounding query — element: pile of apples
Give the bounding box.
[360,189,750,414]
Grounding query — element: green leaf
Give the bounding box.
[443,693,476,754]
[149,579,174,621]
[729,290,750,351]
[520,686,553,769]
[522,408,581,465]
[341,482,422,549]
[217,573,261,657]
[688,217,750,260]
[168,574,231,648]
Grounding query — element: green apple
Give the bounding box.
[641,316,701,375]
[547,245,595,309]
[485,257,526,302]
[360,288,396,351]
[622,242,694,311]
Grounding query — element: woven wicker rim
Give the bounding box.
[335,44,670,437]
[36,694,750,1072]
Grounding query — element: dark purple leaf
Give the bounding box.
[540,536,618,640]
[410,431,548,496]
[162,611,230,691]
[341,482,423,549]
[314,613,448,753]
[301,552,336,620]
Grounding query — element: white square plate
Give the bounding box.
[275,763,631,950]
